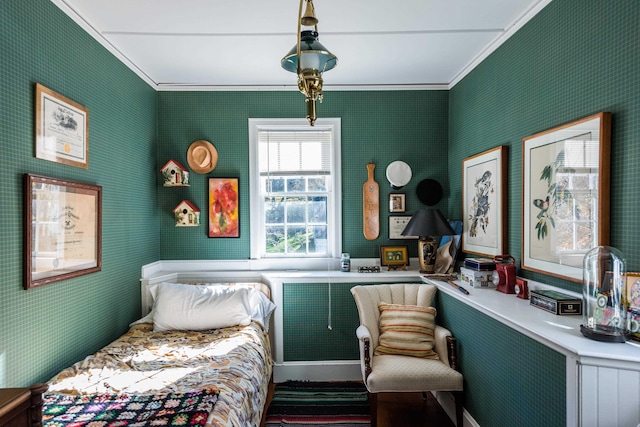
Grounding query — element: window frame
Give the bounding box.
[248,118,342,263]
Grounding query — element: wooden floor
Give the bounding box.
[376,392,455,427]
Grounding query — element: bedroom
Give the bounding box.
[2,1,639,426]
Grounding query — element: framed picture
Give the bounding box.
[628,273,640,341]
[380,245,409,269]
[24,174,102,290]
[462,145,508,257]
[209,177,239,238]
[627,272,640,310]
[389,193,406,212]
[522,112,611,282]
[388,216,417,239]
[35,83,89,169]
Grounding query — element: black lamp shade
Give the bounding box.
[402,208,455,238]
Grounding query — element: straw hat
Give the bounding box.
[187,140,218,174]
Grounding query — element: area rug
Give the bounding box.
[265,381,370,426]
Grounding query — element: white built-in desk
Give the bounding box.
[424,277,640,427]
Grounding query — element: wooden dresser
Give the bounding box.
[0,385,47,427]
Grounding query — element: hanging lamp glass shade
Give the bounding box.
[281,31,338,73]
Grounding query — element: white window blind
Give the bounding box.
[258,130,332,176]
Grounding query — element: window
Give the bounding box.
[249,118,341,260]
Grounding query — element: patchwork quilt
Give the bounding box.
[45,322,272,427]
[43,389,218,427]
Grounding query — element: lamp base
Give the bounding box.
[418,237,437,274]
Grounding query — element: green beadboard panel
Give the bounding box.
[0,0,158,387]
[436,293,566,427]
[157,90,449,260]
[449,0,640,293]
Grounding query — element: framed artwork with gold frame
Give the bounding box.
[522,112,611,283]
[35,83,89,169]
[380,245,409,270]
[462,145,508,257]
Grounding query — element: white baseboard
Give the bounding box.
[434,390,479,427]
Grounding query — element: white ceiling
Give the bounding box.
[51,0,550,90]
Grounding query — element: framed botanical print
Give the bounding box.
[462,146,508,257]
[522,112,611,282]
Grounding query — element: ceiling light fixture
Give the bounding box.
[281,0,337,126]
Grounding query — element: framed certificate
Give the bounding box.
[24,174,102,289]
[35,83,89,169]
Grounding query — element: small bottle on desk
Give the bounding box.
[340,253,351,272]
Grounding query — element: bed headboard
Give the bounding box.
[140,272,270,316]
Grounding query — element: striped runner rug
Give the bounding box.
[265,381,371,426]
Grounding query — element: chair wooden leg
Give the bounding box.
[368,392,378,427]
[454,391,464,427]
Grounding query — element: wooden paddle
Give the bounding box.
[363,162,379,240]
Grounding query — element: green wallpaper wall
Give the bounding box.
[442,1,640,425]
[1,0,158,387]
[157,90,450,260]
[448,0,640,293]
[436,293,566,427]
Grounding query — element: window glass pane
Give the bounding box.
[308,196,327,223]
[308,177,327,191]
[267,178,285,193]
[287,178,306,192]
[266,226,285,253]
[309,225,327,253]
[265,197,284,224]
[287,226,307,253]
[286,197,306,223]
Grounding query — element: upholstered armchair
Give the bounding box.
[350,283,464,427]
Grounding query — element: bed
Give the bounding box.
[42,281,276,427]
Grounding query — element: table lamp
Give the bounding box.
[402,208,455,273]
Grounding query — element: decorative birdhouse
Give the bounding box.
[173,200,200,226]
[161,160,189,186]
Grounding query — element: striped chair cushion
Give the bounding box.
[374,302,439,359]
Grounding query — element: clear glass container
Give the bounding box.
[581,246,629,342]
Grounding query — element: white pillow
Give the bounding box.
[247,287,276,331]
[152,282,252,332]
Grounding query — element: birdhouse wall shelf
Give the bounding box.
[173,200,200,227]
[161,159,189,186]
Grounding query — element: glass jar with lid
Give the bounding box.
[581,246,630,342]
